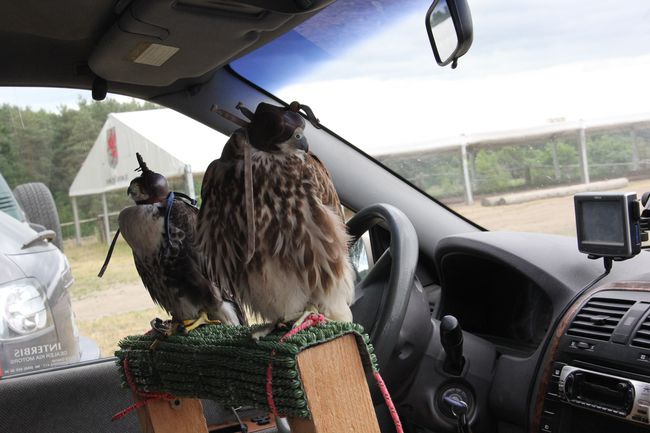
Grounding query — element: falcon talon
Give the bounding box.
[291,307,320,329]
[149,339,160,351]
[182,311,222,332]
[251,324,276,340]
[175,324,189,336]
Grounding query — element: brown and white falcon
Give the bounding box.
[117,154,243,332]
[198,102,354,326]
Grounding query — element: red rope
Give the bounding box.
[266,314,326,416]
[112,357,176,421]
[265,314,404,433]
[265,349,280,416]
[280,314,327,342]
[373,371,404,433]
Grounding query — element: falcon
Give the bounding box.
[198,102,354,328]
[118,153,243,332]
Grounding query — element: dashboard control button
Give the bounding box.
[552,363,565,378]
[540,415,557,432]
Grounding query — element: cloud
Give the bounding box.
[290,0,650,82]
[281,54,650,153]
[467,0,650,74]
[270,0,650,153]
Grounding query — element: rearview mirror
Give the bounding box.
[425,0,473,68]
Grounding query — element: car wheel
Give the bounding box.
[13,182,64,251]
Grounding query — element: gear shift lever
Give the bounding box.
[440,315,464,375]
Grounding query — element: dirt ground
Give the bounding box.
[450,178,650,236]
[72,283,155,321]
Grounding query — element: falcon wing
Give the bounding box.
[198,134,247,312]
[165,198,242,321]
[132,252,167,309]
[306,152,344,221]
[118,205,171,311]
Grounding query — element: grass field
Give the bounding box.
[64,237,166,356]
[76,308,167,355]
[64,177,650,357]
[64,239,141,299]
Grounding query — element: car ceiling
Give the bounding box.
[0,0,335,100]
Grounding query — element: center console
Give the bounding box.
[534,285,650,433]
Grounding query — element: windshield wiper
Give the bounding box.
[22,230,56,249]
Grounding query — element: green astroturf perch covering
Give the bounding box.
[115,321,378,419]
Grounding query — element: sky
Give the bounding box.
[0,87,136,112]
[269,0,650,153]
[3,0,650,154]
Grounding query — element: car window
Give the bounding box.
[343,207,373,285]
[232,0,650,237]
[0,89,228,376]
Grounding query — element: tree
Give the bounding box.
[0,97,159,236]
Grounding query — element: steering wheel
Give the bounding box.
[346,203,419,369]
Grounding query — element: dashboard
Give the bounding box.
[532,286,650,433]
[440,253,553,356]
[406,230,650,433]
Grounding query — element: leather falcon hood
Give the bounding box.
[247,102,306,151]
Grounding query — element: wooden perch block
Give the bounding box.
[135,396,208,433]
[288,334,380,433]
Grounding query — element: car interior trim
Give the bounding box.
[531,280,650,432]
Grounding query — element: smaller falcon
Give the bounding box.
[117,153,243,332]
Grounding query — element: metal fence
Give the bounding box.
[378,117,650,204]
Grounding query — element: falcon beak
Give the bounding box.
[297,136,309,153]
[127,185,133,197]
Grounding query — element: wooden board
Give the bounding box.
[288,334,380,433]
[135,396,208,433]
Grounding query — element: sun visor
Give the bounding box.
[89,0,332,86]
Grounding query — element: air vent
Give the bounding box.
[567,297,635,341]
[631,312,650,348]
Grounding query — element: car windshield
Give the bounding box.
[232,0,650,236]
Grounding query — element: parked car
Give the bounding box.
[0,173,98,376]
